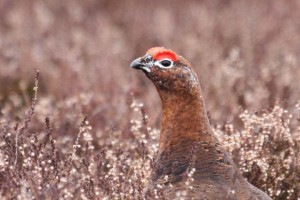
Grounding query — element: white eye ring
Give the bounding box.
[154,59,174,69]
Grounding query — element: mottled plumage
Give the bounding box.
[130,47,271,200]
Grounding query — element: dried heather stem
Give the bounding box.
[14,70,39,167]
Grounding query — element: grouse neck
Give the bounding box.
[158,86,216,151]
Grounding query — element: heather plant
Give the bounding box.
[1,71,299,199]
[0,80,161,199]
[216,105,300,199]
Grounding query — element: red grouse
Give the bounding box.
[130,47,271,200]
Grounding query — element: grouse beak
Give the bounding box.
[130,58,151,73]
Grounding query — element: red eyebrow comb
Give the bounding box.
[146,47,178,61]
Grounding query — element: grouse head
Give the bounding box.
[130,47,199,95]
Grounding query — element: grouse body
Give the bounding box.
[130,47,272,200]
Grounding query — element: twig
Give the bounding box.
[14,70,39,167]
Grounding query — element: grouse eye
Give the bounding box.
[161,60,171,67]
[155,59,174,69]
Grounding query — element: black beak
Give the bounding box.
[130,58,145,70]
[130,58,151,73]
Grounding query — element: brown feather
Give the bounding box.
[131,47,272,200]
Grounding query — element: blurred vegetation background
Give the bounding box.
[1,0,299,130]
[0,0,299,199]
